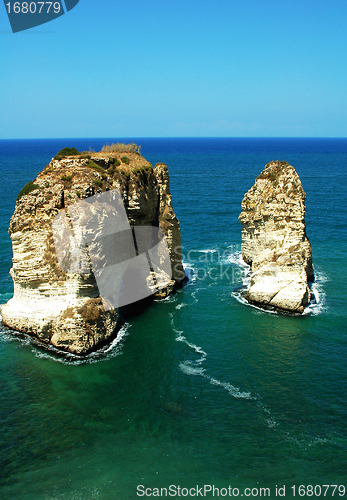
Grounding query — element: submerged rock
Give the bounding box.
[1,149,185,354]
[162,401,184,414]
[239,160,314,314]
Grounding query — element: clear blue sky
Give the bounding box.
[1,0,346,138]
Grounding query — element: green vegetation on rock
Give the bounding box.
[108,157,121,167]
[85,160,105,174]
[54,147,80,160]
[17,181,40,202]
[61,175,73,182]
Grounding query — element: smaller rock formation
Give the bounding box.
[239,160,314,314]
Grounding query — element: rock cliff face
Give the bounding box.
[239,160,314,314]
[1,150,185,354]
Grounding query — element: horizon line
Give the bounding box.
[0,136,346,141]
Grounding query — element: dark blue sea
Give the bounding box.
[0,138,346,499]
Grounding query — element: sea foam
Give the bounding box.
[228,249,327,316]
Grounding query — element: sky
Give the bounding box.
[0,0,346,138]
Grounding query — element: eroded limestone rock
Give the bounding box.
[239,160,314,314]
[1,151,185,354]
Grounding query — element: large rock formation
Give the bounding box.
[1,149,185,354]
[239,160,314,314]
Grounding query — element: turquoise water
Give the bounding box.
[0,138,346,499]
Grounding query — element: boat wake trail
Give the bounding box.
[170,309,334,447]
[170,313,254,401]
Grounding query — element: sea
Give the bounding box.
[0,138,346,500]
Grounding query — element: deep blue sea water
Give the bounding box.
[0,138,346,499]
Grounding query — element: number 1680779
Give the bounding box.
[5,2,61,14]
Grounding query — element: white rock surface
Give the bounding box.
[239,160,314,313]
